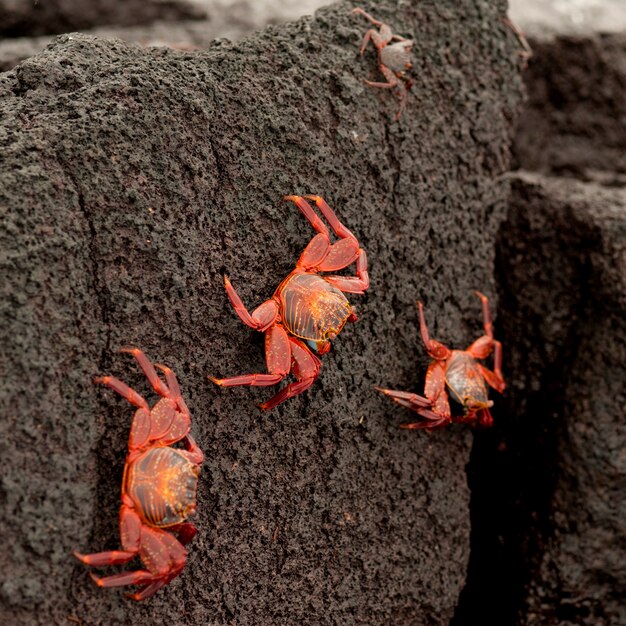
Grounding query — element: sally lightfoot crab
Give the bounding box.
[74,348,203,601]
[352,7,414,120]
[377,292,505,429]
[210,195,369,410]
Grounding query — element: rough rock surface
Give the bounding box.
[0,0,205,38]
[0,0,523,623]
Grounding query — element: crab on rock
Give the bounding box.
[352,7,414,120]
[377,293,505,429]
[74,348,203,601]
[210,195,369,410]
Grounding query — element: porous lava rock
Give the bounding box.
[0,1,522,623]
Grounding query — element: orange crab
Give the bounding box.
[377,292,505,429]
[210,195,369,410]
[74,348,203,601]
[352,7,414,120]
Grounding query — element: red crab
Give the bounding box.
[352,7,414,120]
[74,348,204,601]
[377,292,505,429]
[210,195,369,410]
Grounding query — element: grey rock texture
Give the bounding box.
[0,0,523,623]
[0,0,205,38]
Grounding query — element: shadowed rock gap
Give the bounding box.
[454,173,626,626]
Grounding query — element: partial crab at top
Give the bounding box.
[352,7,414,120]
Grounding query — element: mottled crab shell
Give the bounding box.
[380,40,413,73]
[124,447,199,528]
[279,273,352,342]
[445,350,490,408]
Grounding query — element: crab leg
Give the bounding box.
[259,337,321,410]
[179,435,204,465]
[126,579,169,601]
[74,504,141,567]
[284,195,330,238]
[468,292,505,392]
[364,65,399,89]
[351,8,385,28]
[93,376,149,410]
[417,302,451,361]
[210,324,290,388]
[120,347,170,397]
[223,276,279,331]
[375,387,435,412]
[324,248,369,294]
[303,196,357,242]
[89,569,156,588]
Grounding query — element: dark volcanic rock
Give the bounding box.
[503,174,626,626]
[0,1,522,623]
[456,172,626,626]
[0,0,205,38]
[513,33,626,180]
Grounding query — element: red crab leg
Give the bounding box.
[126,579,169,601]
[324,248,369,294]
[424,361,451,418]
[155,363,191,417]
[284,195,330,237]
[223,276,279,331]
[417,302,451,360]
[400,417,451,430]
[477,407,494,428]
[74,550,136,567]
[180,434,204,465]
[303,195,357,242]
[468,292,505,392]
[89,569,155,589]
[391,362,452,430]
[259,337,320,411]
[119,347,170,397]
[74,504,141,567]
[297,233,332,270]
[288,195,363,273]
[210,324,290,388]
[364,65,399,89]
[351,8,385,28]
[93,375,149,410]
[375,387,434,411]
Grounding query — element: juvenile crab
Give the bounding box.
[210,195,369,410]
[74,348,203,601]
[377,292,505,429]
[352,7,414,120]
